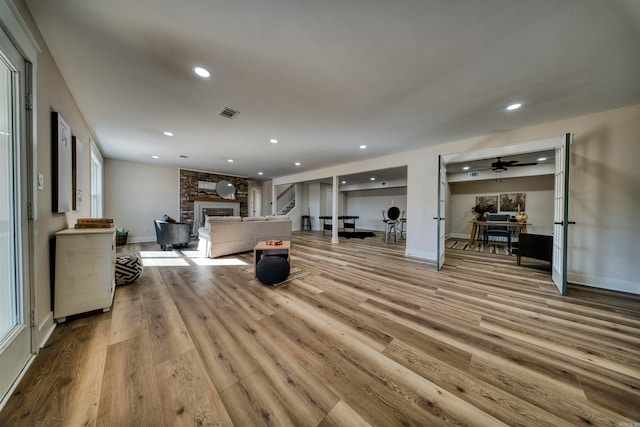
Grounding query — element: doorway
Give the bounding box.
[438,135,572,294]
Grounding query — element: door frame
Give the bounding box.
[438,135,571,292]
[0,0,39,411]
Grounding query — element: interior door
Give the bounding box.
[252,188,262,216]
[436,155,447,270]
[0,26,33,406]
[552,133,572,294]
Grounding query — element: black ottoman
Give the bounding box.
[256,255,290,285]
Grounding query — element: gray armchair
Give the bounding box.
[154,218,191,250]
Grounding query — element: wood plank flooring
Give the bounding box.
[2,231,639,426]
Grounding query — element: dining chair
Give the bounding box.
[382,207,401,243]
[483,213,511,248]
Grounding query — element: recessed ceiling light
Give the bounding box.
[341,181,346,184]
[537,157,547,161]
[258,172,264,175]
[270,139,278,144]
[506,103,522,111]
[163,131,174,136]
[295,162,301,166]
[360,145,367,149]
[370,177,376,181]
[463,166,470,170]
[152,155,159,159]
[194,66,211,78]
[227,159,234,163]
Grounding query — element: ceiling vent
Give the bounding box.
[468,171,480,178]
[219,107,239,119]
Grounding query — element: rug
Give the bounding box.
[338,231,376,239]
[243,267,311,285]
[447,239,512,255]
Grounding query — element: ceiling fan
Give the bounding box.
[490,156,538,172]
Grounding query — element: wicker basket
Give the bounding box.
[115,229,129,246]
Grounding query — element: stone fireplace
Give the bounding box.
[179,169,249,225]
[194,201,240,228]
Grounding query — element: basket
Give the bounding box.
[115,229,129,246]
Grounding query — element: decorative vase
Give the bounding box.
[515,211,528,223]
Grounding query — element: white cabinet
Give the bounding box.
[54,228,116,322]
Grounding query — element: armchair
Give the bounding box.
[154,216,191,250]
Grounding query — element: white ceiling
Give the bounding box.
[26,0,640,180]
[447,150,556,173]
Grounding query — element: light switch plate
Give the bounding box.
[37,173,44,191]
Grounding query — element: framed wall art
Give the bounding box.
[475,195,498,213]
[51,111,73,213]
[500,193,526,212]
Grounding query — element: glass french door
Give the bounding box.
[552,133,572,295]
[436,155,447,270]
[0,26,32,406]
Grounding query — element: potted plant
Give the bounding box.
[471,205,492,220]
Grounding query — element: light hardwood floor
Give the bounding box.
[2,231,639,426]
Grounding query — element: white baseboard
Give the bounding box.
[128,236,156,244]
[38,311,56,348]
[449,233,469,239]
[405,249,436,261]
[568,272,640,295]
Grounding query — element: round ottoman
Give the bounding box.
[115,253,143,286]
[256,255,290,285]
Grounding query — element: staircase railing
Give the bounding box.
[275,184,295,215]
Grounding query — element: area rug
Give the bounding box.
[338,231,376,239]
[447,239,512,255]
[243,267,311,285]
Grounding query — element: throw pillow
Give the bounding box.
[162,214,177,223]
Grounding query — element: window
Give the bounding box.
[90,140,103,218]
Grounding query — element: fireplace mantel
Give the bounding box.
[193,200,241,228]
[188,196,247,203]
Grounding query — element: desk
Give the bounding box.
[319,215,359,235]
[254,240,291,276]
[469,221,528,246]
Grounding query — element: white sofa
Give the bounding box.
[197,215,292,258]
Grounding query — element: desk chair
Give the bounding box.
[483,213,511,249]
[382,207,401,243]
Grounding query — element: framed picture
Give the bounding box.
[72,136,83,211]
[500,193,526,212]
[475,195,498,213]
[51,111,73,213]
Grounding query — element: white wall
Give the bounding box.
[104,159,179,243]
[448,175,555,238]
[3,0,102,343]
[274,104,640,295]
[344,187,407,231]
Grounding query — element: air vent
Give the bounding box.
[219,107,239,119]
[468,171,480,178]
